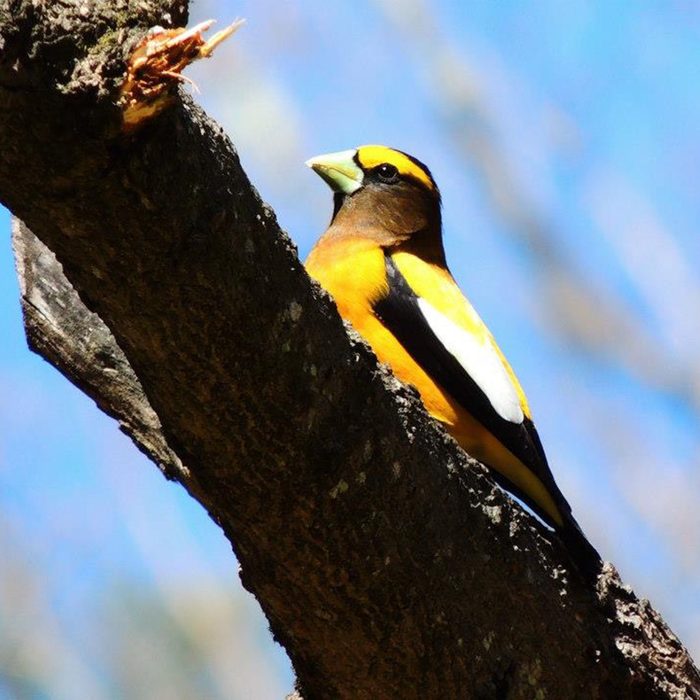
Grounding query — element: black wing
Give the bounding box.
[374,254,573,527]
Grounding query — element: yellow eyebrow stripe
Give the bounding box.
[356,145,435,191]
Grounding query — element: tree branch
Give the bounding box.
[1,2,698,697]
[11,218,207,497]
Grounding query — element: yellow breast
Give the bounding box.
[306,237,475,431]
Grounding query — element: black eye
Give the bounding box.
[375,163,399,183]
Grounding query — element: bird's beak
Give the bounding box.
[305,149,364,195]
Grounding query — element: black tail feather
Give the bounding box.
[558,516,603,584]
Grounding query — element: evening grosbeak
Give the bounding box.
[305,144,601,579]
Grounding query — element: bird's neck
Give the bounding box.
[327,198,446,266]
[391,223,447,268]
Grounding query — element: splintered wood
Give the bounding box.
[121,19,243,132]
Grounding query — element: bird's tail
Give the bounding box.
[558,514,603,584]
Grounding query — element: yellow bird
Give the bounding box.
[305,144,601,578]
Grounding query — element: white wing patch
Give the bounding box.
[416,298,524,424]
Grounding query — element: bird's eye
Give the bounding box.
[375,163,399,183]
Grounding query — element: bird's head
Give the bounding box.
[306,145,443,258]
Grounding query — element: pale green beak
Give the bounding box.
[305,149,364,195]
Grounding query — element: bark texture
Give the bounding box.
[1,2,699,698]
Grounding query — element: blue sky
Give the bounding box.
[1,1,699,695]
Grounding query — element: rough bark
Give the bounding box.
[1,2,698,698]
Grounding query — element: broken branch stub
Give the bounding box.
[120,19,244,132]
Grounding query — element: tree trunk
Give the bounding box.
[1,2,698,698]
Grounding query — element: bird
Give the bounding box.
[304,144,602,580]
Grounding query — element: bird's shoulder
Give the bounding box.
[389,250,532,420]
[390,251,485,337]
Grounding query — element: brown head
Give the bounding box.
[306,145,445,264]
